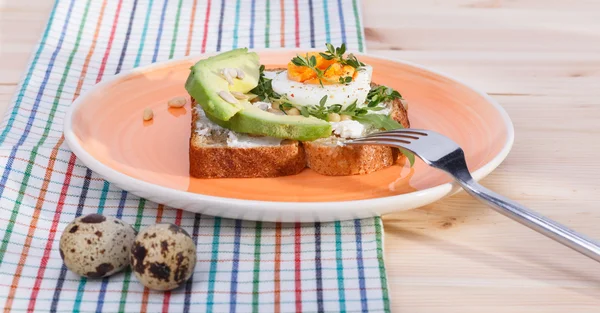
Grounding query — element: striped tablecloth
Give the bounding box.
[0,0,390,312]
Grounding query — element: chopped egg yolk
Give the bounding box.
[287,53,357,85]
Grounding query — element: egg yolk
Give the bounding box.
[288,52,356,85]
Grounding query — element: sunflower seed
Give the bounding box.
[220,69,235,85]
[235,68,245,79]
[230,91,248,100]
[218,91,239,104]
[227,68,238,78]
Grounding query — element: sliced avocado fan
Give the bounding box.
[185,48,332,141]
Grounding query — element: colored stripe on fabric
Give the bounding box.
[183,214,202,313]
[185,0,199,55]
[153,0,170,62]
[280,0,285,47]
[251,222,262,313]
[116,0,139,73]
[95,190,129,313]
[206,217,222,313]
[73,0,108,99]
[352,0,364,51]
[293,0,300,47]
[249,0,256,48]
[216,0,226,51]
[232,0,242,49]
[336,0,347,44]
[118,199,146,313]
[3,138,65,311]
[274,222,282,313]
[374,217,391,313]
[264,0,270,48]
[308,0,315,47]
[322,0,331,43]
[294,222,302,313]
[354,219,368,312]
[201,0,212,53]
[315,222,324,313]
[96,0,124,82]
[134,0,154,67]
[50,168,92,311]
[229,220,243,312]
[27,153,77,311]
[335,221,346,312]
[169,0,185,59]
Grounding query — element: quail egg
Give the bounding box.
[59,214,137,278]
[130,223,197,290]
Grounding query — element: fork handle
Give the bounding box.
[454,175,600,262]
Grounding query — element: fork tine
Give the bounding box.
[346,137,411,146]
[366,133,420,140]
[369,129,429,137]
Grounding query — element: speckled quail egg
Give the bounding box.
[59,214,137,278]
[130,223,197,291]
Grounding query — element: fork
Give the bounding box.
[347,129,600,262]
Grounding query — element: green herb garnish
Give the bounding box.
[319,43,365,70]
[249,65,281,101]
[365,85,402,107]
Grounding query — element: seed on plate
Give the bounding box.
[143,108,154,121]
[235,68,245,79]
[340,114,352,121]
[167,96,187,108]
[231,91,248,100]
[400,99,408,110]
[218,91,239,104]
[271,102,280,110]
[286,108,300,116]
[327,113,341,122]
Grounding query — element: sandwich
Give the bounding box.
[185,44,412,178]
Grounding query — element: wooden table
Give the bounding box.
[2,0,600,311]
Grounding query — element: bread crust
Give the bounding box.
[189,80,410,178]
[303,82,410,175]
[189,99,305,178]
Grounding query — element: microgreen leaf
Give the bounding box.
[319,95,328,106]
[300,106,310,117]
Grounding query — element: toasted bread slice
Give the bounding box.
[189,101,306,178]
[189,78,410,178]
[303,83,410,176]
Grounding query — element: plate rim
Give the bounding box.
[63,49,515,215]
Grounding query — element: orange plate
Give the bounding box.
[64,50,513,221]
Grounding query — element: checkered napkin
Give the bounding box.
[0,0,390,312]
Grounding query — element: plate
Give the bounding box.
[64,50,514,222]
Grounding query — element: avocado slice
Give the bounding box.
[185,48,261,121]
[206,103,332,141]
[186,48,332,141]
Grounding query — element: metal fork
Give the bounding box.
[347,129,600,262]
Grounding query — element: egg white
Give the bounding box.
[271,65,373,109]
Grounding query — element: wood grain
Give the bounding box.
[2,0,600,311]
